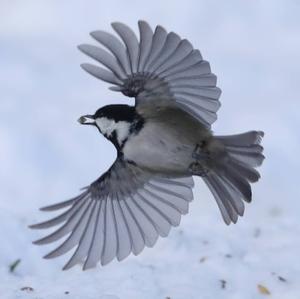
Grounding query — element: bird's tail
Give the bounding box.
[202,131,265,224]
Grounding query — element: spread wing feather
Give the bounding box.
[137,21,153,71]
[78,20,221,128]
[90,30,131,75]
[111,22,140,73]
[30,159,194,270]
[143,25,168,72]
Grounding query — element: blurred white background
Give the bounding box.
[0,1,299,298]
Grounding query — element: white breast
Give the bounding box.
[123,121,194,174]
[96,117,130,145]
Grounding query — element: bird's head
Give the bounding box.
[78,104,143,149]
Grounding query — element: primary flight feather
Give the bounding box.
[30,21,265,270]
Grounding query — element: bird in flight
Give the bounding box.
[30,21,265,270]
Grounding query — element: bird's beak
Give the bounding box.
[78,114,95,126]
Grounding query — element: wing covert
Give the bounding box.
[79,20,221,128]
[30,159,194,270]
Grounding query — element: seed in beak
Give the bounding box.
[78,116,87,124]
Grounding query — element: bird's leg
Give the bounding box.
[190,142,211,176]
[192,141,209,160]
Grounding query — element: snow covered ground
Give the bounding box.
[1,1,300,298]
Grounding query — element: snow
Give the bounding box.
[1,195,300,299]
[1,0,300,298]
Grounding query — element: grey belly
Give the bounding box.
[123,121,197,175]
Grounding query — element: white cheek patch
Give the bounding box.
[96,117,115,137]
[96,117,130,145]
[116,121,130,144]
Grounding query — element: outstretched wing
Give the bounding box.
[30,159,194,270]
[78,21,221,128]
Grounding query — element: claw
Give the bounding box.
[189,162,209,177]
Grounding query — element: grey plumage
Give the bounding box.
[31,160,194,270]
[78,20,221,126]
[31,21,265,270]
[203,131,265,223]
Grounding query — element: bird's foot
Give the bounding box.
[189,162,209,177]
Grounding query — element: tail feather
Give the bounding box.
[219,165,252,202]
[219,131,264,167]
[216,130,264,147]
[228,158,260,183]
[204,131,264,224]
[203,173,245,224]
[204,176,237,224]
[217,175,245,215]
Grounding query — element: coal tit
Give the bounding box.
[30,21,264,270]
